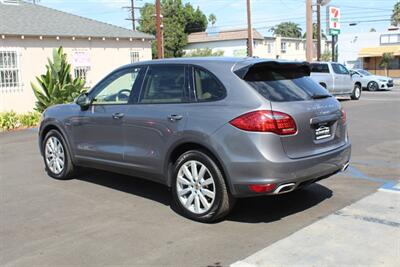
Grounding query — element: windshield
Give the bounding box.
[357,70,371,76]
[242,65,330,102]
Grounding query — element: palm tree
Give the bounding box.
[270,22,302,38]
[391,2,400,26]
[379,53,394,77]
[208,13,217,27]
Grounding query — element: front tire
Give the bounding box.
[171,150,235,223]
[42,130,76,180]
[351,84,361,100]
[368,81,379,91]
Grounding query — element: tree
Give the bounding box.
[379,52,394,77]
[138,0,208,58]
[391,2,400,26]
[369,28,377,32]
[31,47,85,112]
[184,48,224,57]
[208,13,217,27]
[270,22,302,38]
[303,23,327,39]
[321,50,331,61]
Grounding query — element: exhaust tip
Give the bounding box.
[341,162,350,172]
[274,183,296,194]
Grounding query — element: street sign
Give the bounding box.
[327,6,340,35]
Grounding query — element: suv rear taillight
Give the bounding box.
[341,109,347,125]
[229,110,297,135]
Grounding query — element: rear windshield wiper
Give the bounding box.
[311,94,332,99]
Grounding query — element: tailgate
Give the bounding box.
[271,98,347,159]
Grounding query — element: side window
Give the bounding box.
[139,65,187,104]
[332,63,349,75]
[92,67,141,105]
[194,68,226,102]
[338,64,349,74]
[331,63,342,74]
[311,63,329,73]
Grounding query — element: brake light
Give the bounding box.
[229,110,297,135]
[341,109,347,125]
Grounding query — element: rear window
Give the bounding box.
[241,64,330,102]
[311,63,330,73]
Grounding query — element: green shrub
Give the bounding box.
[31,47,85,113]
[0,111,19,130]
[18,111,41,127]
[0,111,41,131]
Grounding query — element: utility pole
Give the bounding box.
[130,0,135,31]
[123,0,140,31]
[246,0,253,57]
[316,0,321,61]
[306,0,313,61]
[155,0,163,59]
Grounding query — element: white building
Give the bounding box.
[337,31,382,68]
[0,0,153,113]
[184,28,331,61]
[184,29,266,58]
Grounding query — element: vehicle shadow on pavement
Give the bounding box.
[76,169,332,224]
[227,184,332,223]
[76,169,171,206]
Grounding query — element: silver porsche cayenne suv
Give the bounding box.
[38,57,351,222]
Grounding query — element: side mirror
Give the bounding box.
[75,93,91,110]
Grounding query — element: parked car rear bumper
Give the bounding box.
[211,125,351,197]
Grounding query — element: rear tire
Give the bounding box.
[171,150,235,223]
[351,84,361,100]
[42,130,76,180]
[368,81,379,91]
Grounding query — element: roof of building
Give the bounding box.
[0,0,153,39]
[187,28,264,44]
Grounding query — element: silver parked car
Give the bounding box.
[38,57,351,222]
[350,69,394,91]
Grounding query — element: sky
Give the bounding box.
[36,0,397,36]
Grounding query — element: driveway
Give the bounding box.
[1,88,399,267]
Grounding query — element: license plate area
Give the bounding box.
[314,123,332,140]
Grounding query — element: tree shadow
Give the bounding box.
[226,183,332,223]
[75,169,332,224]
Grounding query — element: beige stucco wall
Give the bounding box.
[0,36,152,113]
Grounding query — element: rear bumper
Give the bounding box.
[210,125,351,197]
[232,142,351,197]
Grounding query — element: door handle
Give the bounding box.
[168,114,183,121]
[112,112,125,119]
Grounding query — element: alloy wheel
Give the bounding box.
[176,160,216,214]
[368,82,378,91]
[45,136,65,174]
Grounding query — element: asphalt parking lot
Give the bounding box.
[1,88,399,267]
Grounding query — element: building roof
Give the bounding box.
[359,45,400,57]
[0,1,153,39]
[187,28,264,44]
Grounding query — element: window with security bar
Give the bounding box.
[74,66,89,82]
[130,51,140,63]
[0,50,21,89]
